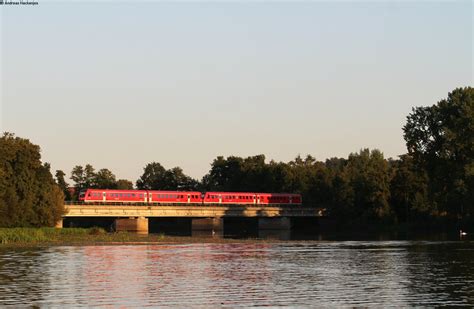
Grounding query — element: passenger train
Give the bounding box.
[79,189,302,205]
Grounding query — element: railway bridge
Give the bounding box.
[59,204,326,234]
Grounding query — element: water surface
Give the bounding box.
[0,241,473,307]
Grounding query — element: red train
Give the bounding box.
[79,189,302,205]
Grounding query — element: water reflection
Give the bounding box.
[0,241,473,307]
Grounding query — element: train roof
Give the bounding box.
[205,192,301,196]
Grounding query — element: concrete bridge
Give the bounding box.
[59,204,326,234]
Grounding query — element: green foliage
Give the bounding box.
[70,165,134,197]
[346,149,391,220]
[89,226,106,235]
[136,162,199,190]
[55,170,71,200]
[0,227,88,244]
[403,87,473,219]
[94,168,117,189]
[0,133,65,227]
[389,155,430,222]
[116,179,134,190]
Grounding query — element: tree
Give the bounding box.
[202,156,244,191]
[136,162,198,190]
[136,162,167,190]
[0,132,65,227]
[55,170,71,200]
[389,155,430,222]
[94,168,117,189]
[116,179,134,190]
[345,149,392,220]
[403,87,474,219]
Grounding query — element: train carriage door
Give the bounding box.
[289,196,292,204]
[218,194,222,204]
[149,193,152,203]
[187,194,190,203]
[257,195,260,204]
[253,195,256,204]
[144,192,148,203]
[102,192,106,202]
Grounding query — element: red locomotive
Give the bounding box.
[79,189,302,205]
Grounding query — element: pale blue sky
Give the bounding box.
[1,1,472,181]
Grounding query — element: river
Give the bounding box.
[0,239,473,307]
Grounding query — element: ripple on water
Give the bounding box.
[0,241,473,307]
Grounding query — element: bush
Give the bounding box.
[89,227,106,235]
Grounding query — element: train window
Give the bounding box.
[139,194,143,198]
[132,194,135,197]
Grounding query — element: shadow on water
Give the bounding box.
[149,218,192,236]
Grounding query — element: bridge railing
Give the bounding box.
[64,201,325,212]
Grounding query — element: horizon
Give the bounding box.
[2,1,472,181]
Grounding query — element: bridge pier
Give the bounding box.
[115,217,149,234]
[258,217,292,230]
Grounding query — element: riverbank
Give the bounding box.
[0,227,281,247]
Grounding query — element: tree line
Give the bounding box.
[1,87,472,227]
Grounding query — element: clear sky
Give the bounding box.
[1,1,472,182]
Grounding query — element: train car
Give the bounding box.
[203,192,257,205]
[147,191,202,204]
[79,189,148,203]
[258,193,302,205]
[203,192,302,205]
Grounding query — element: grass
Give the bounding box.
[0,227,93,244]
[0,227,278,247]
[0,227,164,245]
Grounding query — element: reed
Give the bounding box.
[0,227,170,246]
[0,227,94,244]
